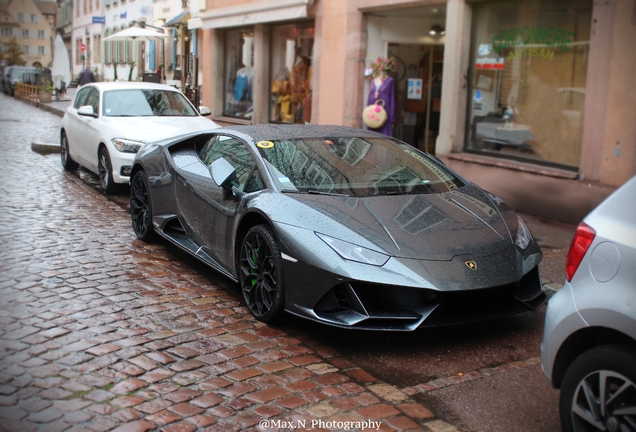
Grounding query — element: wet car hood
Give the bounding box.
[102,117,218,142]
[286,185,513,260]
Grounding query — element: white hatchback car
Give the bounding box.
[60,82,219,193]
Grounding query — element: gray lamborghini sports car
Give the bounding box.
[130,125,545,330]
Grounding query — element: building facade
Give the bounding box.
[1,0,56,68]
[192,0,635,223]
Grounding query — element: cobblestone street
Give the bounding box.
[0,94,453,431]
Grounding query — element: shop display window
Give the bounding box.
[466,0,592,168]
[224,28,254,119]
[270,22,314,124]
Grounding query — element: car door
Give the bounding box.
[72,87,102,172]
[175,134,265,271]
[64,86,91,165]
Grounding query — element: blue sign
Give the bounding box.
[92,16,105,24]
[120,12,127,19]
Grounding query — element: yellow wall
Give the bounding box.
[1,0,54,67]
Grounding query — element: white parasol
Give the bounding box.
[51,34,71,89]
[103,27,169,42]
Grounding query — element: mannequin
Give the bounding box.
[367,58,396,136]
[234,64,253,101]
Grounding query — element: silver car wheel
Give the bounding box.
[60,132,78,170]
[98,147,117,194]
[571,369,636,431]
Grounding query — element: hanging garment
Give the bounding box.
[366,76,396,137]
[233,72,249,101]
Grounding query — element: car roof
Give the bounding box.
[212,124,390,142]
[85,82,183,92]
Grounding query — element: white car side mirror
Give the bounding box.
[78,105,96,117]
[199,106,212,117]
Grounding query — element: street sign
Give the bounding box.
[80,43,86,52]
[92,16,105,24]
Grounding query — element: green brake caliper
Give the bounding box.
[249,247,259,287]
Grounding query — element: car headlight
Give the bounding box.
[316,233,389,266]
[112,138,143,153]
[515,216,533,250]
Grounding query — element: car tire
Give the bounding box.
[560,345,636,432]
[130,171,156,242]
[98,147,117,194]
[60,132,79,171]
[239,224,285,323]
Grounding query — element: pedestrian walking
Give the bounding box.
[78,67,96,86]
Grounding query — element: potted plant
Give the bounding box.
[39,78,53,103]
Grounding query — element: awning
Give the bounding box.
[164,10,190,27]
[198,0,311,30]
[188,18,203,29]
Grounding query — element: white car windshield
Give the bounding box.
[103,89,198,117]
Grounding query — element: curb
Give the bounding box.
[401,356,543,396]
[37,101,66,117]
[31,140,61,154]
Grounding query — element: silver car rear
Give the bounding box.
[541,175,636,432]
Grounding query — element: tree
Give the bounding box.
[4,38,25,66]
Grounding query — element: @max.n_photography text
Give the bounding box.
[258,418,382,431]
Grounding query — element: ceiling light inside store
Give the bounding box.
[430,24,445,36]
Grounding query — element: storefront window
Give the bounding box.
[224,28,254,119]
[270,22,314,124]
[466,0,592,168]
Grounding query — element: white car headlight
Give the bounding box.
[316,233,389,266]
[112,138,143,153]
[515,216,533,250]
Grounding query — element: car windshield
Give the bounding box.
[257,137,465,197]
[103,89,198,117]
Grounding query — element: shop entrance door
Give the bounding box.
[388,43,443,154]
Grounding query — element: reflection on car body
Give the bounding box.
[130,124,545,331]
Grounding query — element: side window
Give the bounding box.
[84,88,99,114]
[197,135,264,192]
[73,87,90,109]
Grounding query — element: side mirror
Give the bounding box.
[199,106,212,117]
[209,157,236,190]
[78,105,96,117]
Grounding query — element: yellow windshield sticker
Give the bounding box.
[257,140,275,149]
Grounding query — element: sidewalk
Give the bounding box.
[38,87,76,118]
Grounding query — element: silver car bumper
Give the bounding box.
[540,282,587,385]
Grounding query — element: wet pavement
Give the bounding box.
[0,92,458,431]
[0,91,578,431]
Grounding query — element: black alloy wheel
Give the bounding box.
[560,345,636,432]
[239,225,285,323]
[60,132,78,170]
[98,147,117,194]
[130,171,156,242]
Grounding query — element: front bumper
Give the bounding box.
[277,223,545,331]
[109,149,135,184]
[291,265,544,331]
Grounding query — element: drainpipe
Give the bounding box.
[172,28,177,72]
[100,0,104,81]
